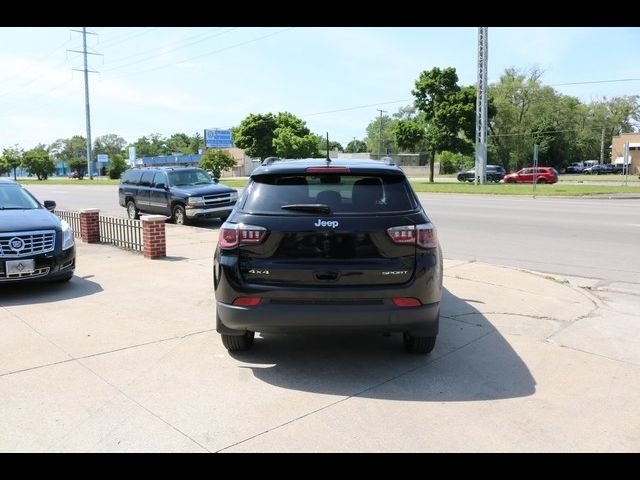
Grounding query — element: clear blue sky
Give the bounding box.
[1,26,638,152]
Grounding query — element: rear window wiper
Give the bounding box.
[281,204,331,214]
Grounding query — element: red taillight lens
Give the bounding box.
[219,226,239,248]
[417,223,437,249]
[392,297,422,308]
[386,225,416,244]
[218,223,268,249]
[387,223,437,249]
[305,166,350,173]
[232,296,262,306]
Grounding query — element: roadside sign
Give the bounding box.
[97,154,108,163]
[204,129,233,148]
[129,147,136,167]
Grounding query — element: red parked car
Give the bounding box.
[503,167,558,184]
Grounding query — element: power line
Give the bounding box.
[488,129,579,137]
[101,27,237,73]
[301,99,410,117]
[97,27,159,49]
[102,27,295,82]
[550,78,640,87]
[0,36,71,88]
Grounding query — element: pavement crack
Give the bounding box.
[0,328,216,378]
[215,329,496,453]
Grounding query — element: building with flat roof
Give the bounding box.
[611,132,640,175]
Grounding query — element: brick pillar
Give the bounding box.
[141,215,166,259]
[79,209,100,243]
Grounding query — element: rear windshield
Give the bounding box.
[242,173,417,214]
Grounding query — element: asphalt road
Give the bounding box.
[25,184,640,284]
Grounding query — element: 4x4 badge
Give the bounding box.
[314,219,339,228]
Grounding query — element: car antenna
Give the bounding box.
[326,132,331,164]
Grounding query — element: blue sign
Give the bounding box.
[204,129,233,148]
[97,154,109,163]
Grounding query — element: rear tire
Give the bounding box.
[126,200,139,220]
[537,178,547,184]
[221,331,255,352]
[403,332,437,354]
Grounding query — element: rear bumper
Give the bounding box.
[217,300,440,336]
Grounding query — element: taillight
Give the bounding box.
[232,296,262,306]
[416,223,437,249]
[218,223,268,249]
[392,297,422,308]
[387,223,437,249]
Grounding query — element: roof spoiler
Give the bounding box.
[261,156,280,166]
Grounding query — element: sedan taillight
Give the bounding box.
[387,223,437,249]
[218,223,268,249]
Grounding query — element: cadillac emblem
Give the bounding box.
[9,237,25,252]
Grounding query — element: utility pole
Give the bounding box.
[599,127,605,165]
[69,28,101,180]
[475,26,489,185]
[377,109,386,159]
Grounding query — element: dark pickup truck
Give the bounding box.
[118,166,238,225]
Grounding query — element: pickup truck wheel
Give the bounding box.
[172,204,188,225]
[126,200,139,220]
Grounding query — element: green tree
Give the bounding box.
[22,145,56,180]
[233,112,321,159]
[189,132,204,154]
[1,145,24,180]
[166,133,192,155]
[106,154,128,179]
[199,149,237,179]
[274,129,320,158]
[68,158,88,179]
[344,139,368,153]
[364,113,399,155]
[396,67,477,182]
[233,113,278,159]
[130,133,170,157]
[93,134,127,157]
[394,117,427,154]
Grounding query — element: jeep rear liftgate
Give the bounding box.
[235,215,417,287]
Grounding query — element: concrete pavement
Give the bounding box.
[1,225,639,452]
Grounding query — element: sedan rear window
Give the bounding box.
[242,173,417,214]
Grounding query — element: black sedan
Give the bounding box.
[0,178,75,283]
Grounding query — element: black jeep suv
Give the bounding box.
[119,167,238,224]
[214,159,443,354]
[0,179,75,283]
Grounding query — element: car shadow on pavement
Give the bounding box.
[231,288,536,402]
[0,275,103,306]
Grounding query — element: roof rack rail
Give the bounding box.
[380,156,396,166]
[261,156,280,166]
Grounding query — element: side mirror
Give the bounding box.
[213,177,219,184]
[43,200,56,212]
